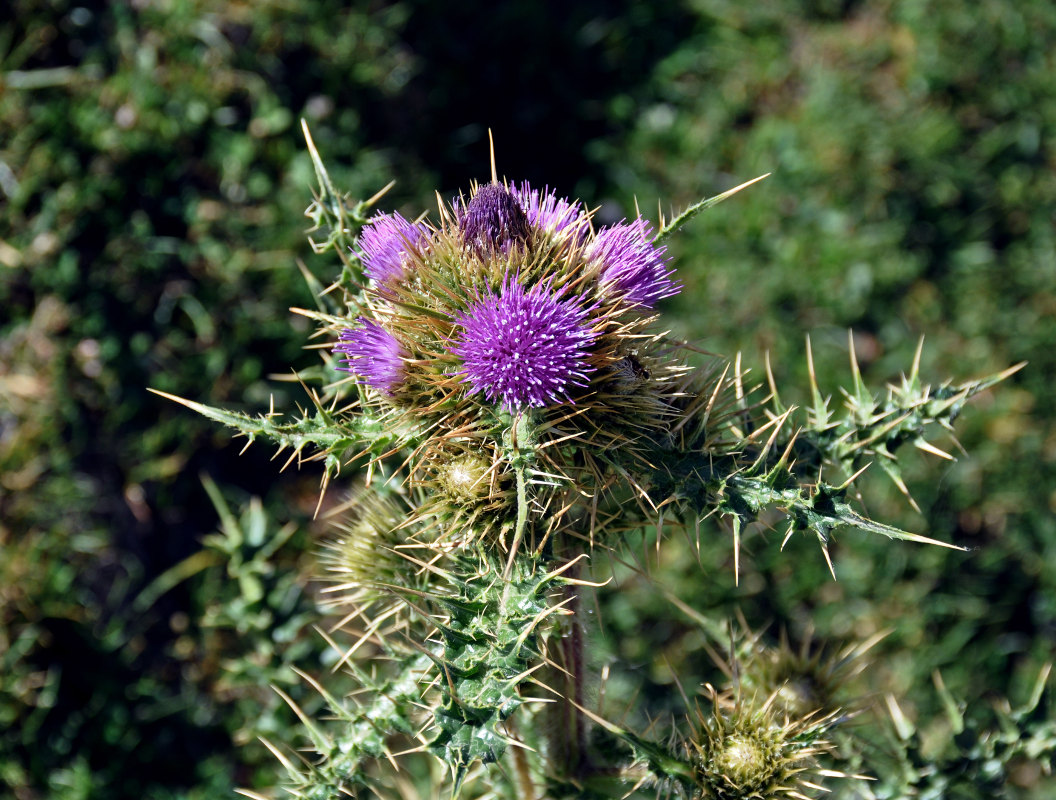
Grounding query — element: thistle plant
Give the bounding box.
[153,124,1050,799]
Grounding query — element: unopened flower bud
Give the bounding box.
[319,492,406,607]
[358,212,430,284]
[437,453,493,505]
[589,218,679,308]
[689,690,837,800]
[459,183,531,254]
[711,730,781,793]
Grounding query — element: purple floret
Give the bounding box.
[458,183,531,254]
[358,213,429,284]
[452,277,597,409]
[510,182,588,239]
[335,319,407,395]
[588,219,680,308]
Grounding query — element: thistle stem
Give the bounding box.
[549,557,588,779]
[503,460,530,585]
[506,720,537,800]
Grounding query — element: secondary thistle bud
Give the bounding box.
[436,453,494,505]
[589,218,679,308]
[319,491,407,608]
[510,181,589,240]
[358,212,430,284]
[741,632,878,718]
[688,690,839,800]
[334,319,407,396]
[458,183,531,254]
[709,729,782,795]
[414,444,516,546]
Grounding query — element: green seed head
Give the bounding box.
[712,730,782,791]
[688,689,839,800]
[411,444,516,546]
[741,631,880,718]
[436,453,494,506]
[318,491,407,607]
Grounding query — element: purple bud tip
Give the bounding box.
[511,182,588,239]
[589,219,680,308]
[359,213,429,284]
[452,277,597,409]
[458,183,531,254]
[334,319,407,395]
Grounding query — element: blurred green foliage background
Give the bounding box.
[1,0,1053,796]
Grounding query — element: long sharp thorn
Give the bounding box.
[848,329,864,395]
[915,438,955,461]
[820,544,837,581]
[837,462,872,490]
[776,429,799,468]
[733,516,742,585]
[272,685,327,745]
[765,350,782,410]
[256,737,296,772]
[881,465,920,513]
[886,693,914,740]
[488,128,498,184]
[911,335,925,383]
[363,179,396,209]
[805,335,831,427]
[781,521,796,550]
[301,119,337,206]
[734,351,746,407]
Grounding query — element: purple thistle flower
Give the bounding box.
[588,219,680,308]
[458,183,531,254]
[358,213,429,284]
[511,181,588,239]
[335,319,407,395]
[452,278,597,409]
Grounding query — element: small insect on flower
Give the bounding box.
[607,353,651,395]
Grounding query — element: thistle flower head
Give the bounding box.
[510,181,588,239]
[741,630,881,718]
[358,212,430,284]
[589,218,679,308]
[458,183,531,254]
[332,178,692,542]
[452,277,597,409]
[334,319,407,395]
[435,452,495,505]
[688,690,841,800]
[414,444,516,546]
[318,490,410,611]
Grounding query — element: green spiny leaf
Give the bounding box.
[654,174,771,243]
[149,388,408,470]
